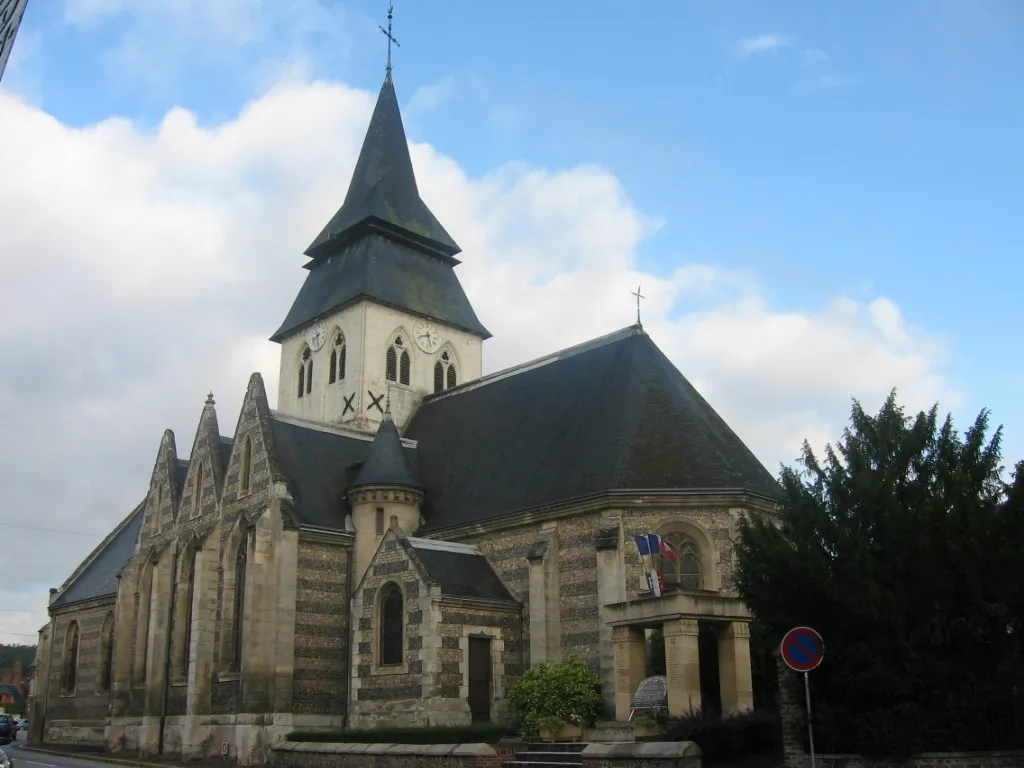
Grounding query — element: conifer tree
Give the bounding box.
[736,391,1023,757]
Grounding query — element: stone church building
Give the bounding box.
[30,70,780,764]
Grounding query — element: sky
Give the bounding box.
[1,0,1022,645]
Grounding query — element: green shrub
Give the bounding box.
[506,653,603,737]
[285,723,508,744]
[662,709,781,762]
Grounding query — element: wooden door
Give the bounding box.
[467,636,492,723]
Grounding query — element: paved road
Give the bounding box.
[4,739,115,768]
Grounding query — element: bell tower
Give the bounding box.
[270,71,490,432]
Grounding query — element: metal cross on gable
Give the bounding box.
[379,3,400,73]
[631,284,645,327]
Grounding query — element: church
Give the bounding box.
[29,66,781,765]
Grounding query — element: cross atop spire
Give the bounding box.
[379,3,400,75]
[631,285,645,328]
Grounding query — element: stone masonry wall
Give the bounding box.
[461,502,741,678]
[44,599,116,745]
[292,534,352,716]
[351,535,428,727]
[437,603,521,725]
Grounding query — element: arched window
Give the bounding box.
[385,336,411,386]
[329,332,346,384]
[192,461,204,517]
[297,346,313,398]
[434,351,458,393]
[99,612,115,691]
[659,534,702,590]
[239,435,252,495]
[62,621,80,694]
[182,548,198,675]
[379,583,404,667]
[231,533,249,672]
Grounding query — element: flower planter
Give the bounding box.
[539,724,583,742]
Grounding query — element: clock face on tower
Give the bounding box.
[308,320,327,351]
[413,319,441,353]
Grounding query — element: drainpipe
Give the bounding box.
[158,548,179,755]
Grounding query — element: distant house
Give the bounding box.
[0,683,25,713]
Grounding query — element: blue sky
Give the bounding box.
[1,0,1022,639]
[13,0,1022,408]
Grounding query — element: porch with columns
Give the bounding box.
[606,591,754,721]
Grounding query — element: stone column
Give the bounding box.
[612,626,646,721]
[664,619,701,716]
[596,519,626,716]
[718,621,753,714]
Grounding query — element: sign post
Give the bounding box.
[781,626,825,768]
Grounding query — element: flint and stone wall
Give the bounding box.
[38,599,116,746]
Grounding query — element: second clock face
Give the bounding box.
[308,320,327,351]
[413,320,441,353]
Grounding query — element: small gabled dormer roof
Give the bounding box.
[352,406,420,489]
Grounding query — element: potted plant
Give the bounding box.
[507,654,602,740]
[630,713,664,740]
[535,715,576,742]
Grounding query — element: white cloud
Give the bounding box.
[731,34,791,59]
[0,78,957,640]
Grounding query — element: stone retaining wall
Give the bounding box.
[273,741,703,768]
[272,741,504,768]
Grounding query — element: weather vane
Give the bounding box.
[379,3,400,74]
[631,285,645,327]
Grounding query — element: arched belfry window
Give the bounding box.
[297,346,313,398]
[434,351,458,393]
[329,332,346,384]
[386,336,411,386]
[379,582,404,667]
[659,534,702,590]
[62,621,80,694]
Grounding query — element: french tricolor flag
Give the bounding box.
[634,533,676,561]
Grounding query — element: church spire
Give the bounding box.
[304,72,460,261]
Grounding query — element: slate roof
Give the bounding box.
[271,233,490,342]
[51,504,144,608]
[269,415,418,530]
[408,539,516,602]
[218,436,234,473]
[405,326,781,531]
[354,410,420,488]
[272,72,489,342]
[305,72,460,260]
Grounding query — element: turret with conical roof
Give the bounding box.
[348,401,424,582]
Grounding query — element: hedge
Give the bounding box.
[285,724,509,745]
[662,709,781,762]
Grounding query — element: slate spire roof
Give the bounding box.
[305,71,459,261]
[352,401,420,489]
[271,72,490,342]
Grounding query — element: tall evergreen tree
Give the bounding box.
[736,391,1023,757]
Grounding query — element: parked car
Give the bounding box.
[15,720,25,731]
[0,745,11,768]
[0,715,13,745]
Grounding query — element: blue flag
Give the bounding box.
[634,535,652,556]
